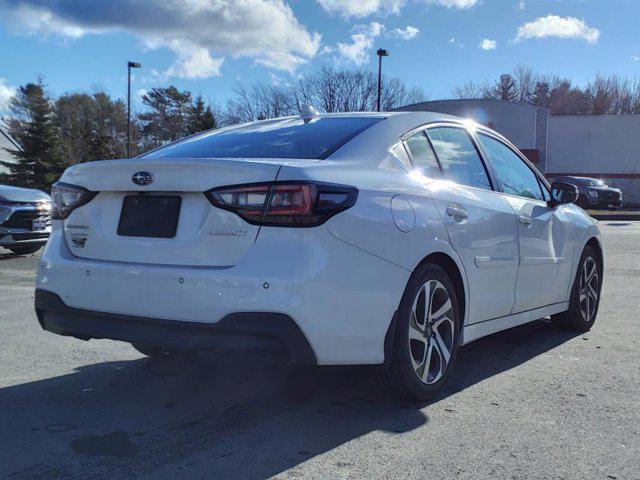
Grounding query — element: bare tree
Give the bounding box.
[513,65,536,103]
[452,67,640,115]
[452,80,486,99]
[221,66,426,125]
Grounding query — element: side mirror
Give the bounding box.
[549,181,579,207]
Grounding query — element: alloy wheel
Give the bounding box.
[579,256,599,322]
[408,279,455,385]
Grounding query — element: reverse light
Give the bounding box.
[51,182,97,220]
[205,181,358,227]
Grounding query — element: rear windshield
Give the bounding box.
[141,116,383,160]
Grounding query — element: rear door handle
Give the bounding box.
[446,205,468,221]
[517,215,533,227]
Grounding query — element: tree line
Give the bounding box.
[2,65,640,192]
[453,66,640,115]
[0,67,425,191]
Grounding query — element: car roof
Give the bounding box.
[325,110,502,162]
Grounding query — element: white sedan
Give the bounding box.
[35,111,603,401]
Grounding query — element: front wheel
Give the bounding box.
[380,264,461,402]
[552,245,601,332]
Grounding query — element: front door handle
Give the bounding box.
[446,205,468,221]
[517,215,533,228]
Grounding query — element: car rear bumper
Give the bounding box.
[36,224,409,365]
[35,289,317,364]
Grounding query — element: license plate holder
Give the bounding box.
[117,195,181,238]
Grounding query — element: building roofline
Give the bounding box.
[550,113,640,119]
[0,126,21,151]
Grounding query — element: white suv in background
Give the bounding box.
[35,111,603,401]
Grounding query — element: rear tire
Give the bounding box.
[131,343,194,359]
[551,245,601,332]
[8,244,43,255]
[379,263,461,402]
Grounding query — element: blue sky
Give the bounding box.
[0,0,639,111]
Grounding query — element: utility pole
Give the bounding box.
[127,61,141,158]
[376,49,389,112]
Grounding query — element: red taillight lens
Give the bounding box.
[205,182,357,227]
[51,182,97,220]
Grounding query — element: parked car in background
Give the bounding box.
[555,176,623,210]
[34,112,603,401]
[0,185,52,255]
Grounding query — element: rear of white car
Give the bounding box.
[35,115,409,365]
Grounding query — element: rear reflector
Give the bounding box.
[205,182,357,227]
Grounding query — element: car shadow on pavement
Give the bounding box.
[1,319,580,479]
[0,252,25,260]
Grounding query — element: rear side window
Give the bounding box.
[142,116,383,160]
[476,134,545,201]
[389,143,412,170]
[425,127,492,191]
[404,132,442,179]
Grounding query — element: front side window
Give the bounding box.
[404,131,442,178]
[425,127,491,191]
[142,116,383,160]
[476,134,545,201]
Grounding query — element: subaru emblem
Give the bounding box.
[132,171,154,186]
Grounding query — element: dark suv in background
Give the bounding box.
[0,185,52,255]
[554,176,623,210]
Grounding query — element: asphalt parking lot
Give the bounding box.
[1,221,639,480]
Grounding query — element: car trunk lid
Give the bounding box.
[60,157,284,267]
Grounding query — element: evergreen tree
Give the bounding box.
[488,74,519,102]
[1,81,66,191]
[55,91,131,163]
[187,95,216,135]
[89,92,129,160]
[137,86,193,148]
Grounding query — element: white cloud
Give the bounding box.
[391,25,420,41]
[517,0,525,10]
[631,56,640,62]
[316,0,476,18]
[337,22,384,65]
[319,44,334,55]
[515,15,600,44]
[422,0,478,9]
[163,42,224,79]
[0,78,16,111]
[0,0,321,77]
[479,38,497,50]
[316,0,406,18]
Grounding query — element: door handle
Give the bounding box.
[446,205,468,221]
[517,215,533,227]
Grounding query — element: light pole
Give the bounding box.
[127,61,141,158]
[376,48,389,112]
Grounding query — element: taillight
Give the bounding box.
[51,182,97,220]
[205,182,357,227]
